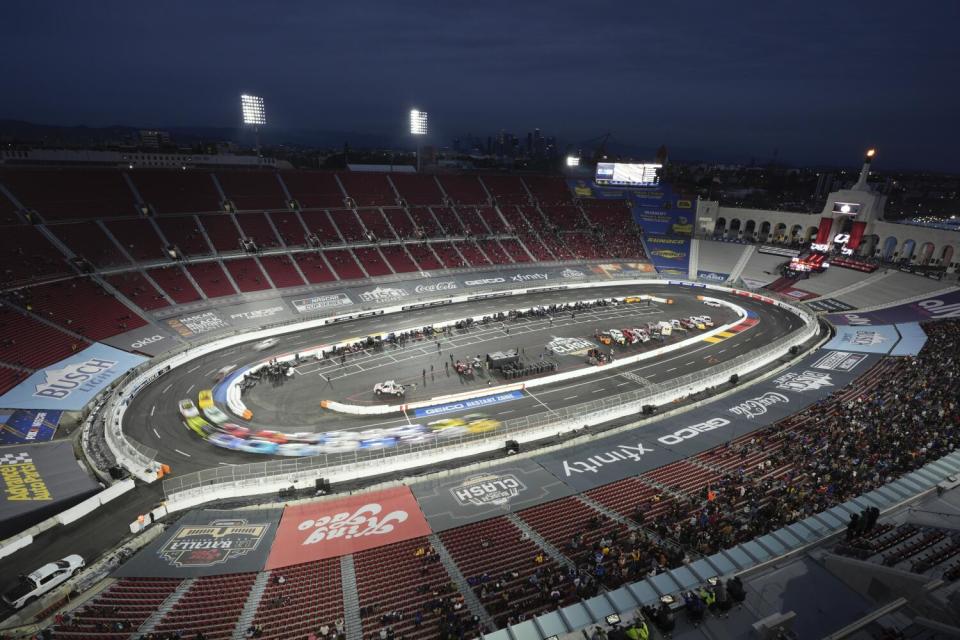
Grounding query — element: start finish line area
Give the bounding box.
[238,296,737,431]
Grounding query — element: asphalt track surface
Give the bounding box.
[124,286,802,474]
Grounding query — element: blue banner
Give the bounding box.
[413,390,525,418]
[0,410,61,445]
[697,270,729,283]
[824,325,901,354]
[890,323,928,356]
[645,236,691,276]
[0,344,149,410]
[565,180,695,236]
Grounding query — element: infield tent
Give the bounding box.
[0,441,99,539]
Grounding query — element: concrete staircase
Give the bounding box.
[135,577,195,637]
[506,512,574,570]
[428,533,495,631]
[728,244,756,284]
[231,570,272,640]
[340,554,363,640]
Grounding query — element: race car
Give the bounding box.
[208,433,244,450]
[670,319,687,332]
[428,417,465,430]
[621,329,640,345]
[704,300,722,308]
[220,423,251,438]
[698,315,715,327]
[213,364,237,382]
[374,380,405,397]
[253,337,280,351]
[679,318,696,330]
[203,405,230,424]
[237,439,279,455]
[276,443,321,457]
[184,415,215,439]
[253,430,288,444]
[464,413,501,433]
[624,296,644,303]
[631,328,651,343]
[608,329,627,345]
[198,389,214,409]
[689,317,707,330]
[178,399,199,419]
[596,332,613,345]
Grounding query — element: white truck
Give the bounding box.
[2,555,84,609]
[374,380,405,397]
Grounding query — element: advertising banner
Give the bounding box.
[114,508,283,578]
[101,325,176,356]
[564,180,694,236]
[0,344,149,410]
[588,263,656,280]
[534,349,878,491]
[697,271,729,284]
[290,292,354,314]
[266,486,432,569]
[410,459,574,532]
[645,237,691,276]
[413,390,525,418]
[0,441,99,539]
[780,287,818,301]
[221,301,295,328]
[826,288,960,326]
[166,310,231,338]
[889,323,928,356]
[807,298,856,313]
[0,410,61,446]
[825,325,901,354]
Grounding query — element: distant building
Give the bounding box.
[138,130,172,149]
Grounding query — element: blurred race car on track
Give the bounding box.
[463,413,501,433]
[198,389,214,409]
[185,415,215,439]
[178,399,199,419]
[703,300,722,307]
[253,430,288,444]
[220,423,251,438]
[203,405,230,424]
[254,338,280,351]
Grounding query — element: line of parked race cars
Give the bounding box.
[177,390,501,457]
[596,311,717,346]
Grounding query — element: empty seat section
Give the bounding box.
[455,206,489,235]
[2,169,135,220]
[104,272,169,311]
[481,175,528,206]
[236,212,282,248]
[224,257,271,292]
[53,577,182,639]
[390,173,444,206]
[50,221,129,267]
[524,175,573,205]
[323,249,365,280]
[0,367,26,395]
[541,205,588,230]
[382,208,417,238]
[199,214,242,253]
[564,232,603,259]
[0,305,87,369]
[405,244,442,270]
[357,209,396,240]
[479,240,510,264]
[269,212,308,247]
[217,171,286,211]
[0,189,20,225]
[433,243,465,269]
[500,239,531,262]
[186,262,236,298]
[155,215,212,256]
[293,253,337,283]
[436,175,487,205]
[352,247,392,276]
[299,210,342,244]
[281,171,345,209]
[454,241,490,266]
[131,170,222,214]
[498,205,530,233]
[16,278,146,340]
[380,245,418,273]
[0,226,69,285]
[479,206,508,233]
[259,255,306,288]
[430,207,465,235]
[355,537,471,640]
[538,233,574,260]
[147,265,203,303]
[251,558,343,640]
[328,209,366,242]
[105,218,167,262]
[582,200,632,226]
[337,172,396,207]
[154,573,257,640]
[408,207,441,237]
[518,206,550,233]
[519,235,553,261]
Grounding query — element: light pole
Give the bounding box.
[241,94,267,157]
[410,108,428,172]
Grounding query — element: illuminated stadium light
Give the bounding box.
[565,155,580,167]
[409,109,428,136]
[241,94,266,126]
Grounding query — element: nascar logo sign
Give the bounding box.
[451,473,526,507]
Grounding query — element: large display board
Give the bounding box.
[595,163,661,187]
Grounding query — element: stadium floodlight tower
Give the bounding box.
[410,108,428,172]
[241,94,267,157]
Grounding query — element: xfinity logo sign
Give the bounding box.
[34,358,118,399]
[414,281,457,294]
[727,393,789,419]
[465,277,505,286]
[451,473,526,507]
[511,273,548,283]
[131,335,164,349]
[918,297,960,319]
[773,370,833,392]
[658,418,730,445]
[561,443,655,476]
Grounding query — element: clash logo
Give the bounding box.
[451,473,526,507]
[547,336,595,356]
[159,519,271,567]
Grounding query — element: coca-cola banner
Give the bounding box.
[266,486,432,568]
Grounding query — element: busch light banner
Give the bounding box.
[645,236,691,276]
[535,349,879,491]
[827,288,960,326]
[410,458,574,532]
[0,344,148,410]
[0,410,62,446]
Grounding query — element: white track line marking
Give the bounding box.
[162,384,172,394]
[187,364,202,373]
[153,428,160,439]
[617,382,630,386]
[499,410,514,415]
[174,449,191,457]
[524,387,557,415]
[563,395,578,400]
[218,462,234,466]
[150,405,156,416]
[186,384,195,394]
[666,367,677,372]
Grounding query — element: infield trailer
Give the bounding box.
[137,281,816,510]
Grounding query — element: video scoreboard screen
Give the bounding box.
[595,162,661,187]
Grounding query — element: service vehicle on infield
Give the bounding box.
[374,380,405,397]
[2,555,84,609]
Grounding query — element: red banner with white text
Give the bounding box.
[265,486,432,569]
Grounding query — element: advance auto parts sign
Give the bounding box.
[266,486,431,568]
[114,509,283,578]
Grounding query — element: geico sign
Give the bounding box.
[464,277,505,286]
[414,281,457,294]
[657,417,730,445]
[131,335,165,349]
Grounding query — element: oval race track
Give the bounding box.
[123,285,804,474]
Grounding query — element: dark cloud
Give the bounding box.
[1,0,958,169]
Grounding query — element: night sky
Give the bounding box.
[3,1,959,170]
